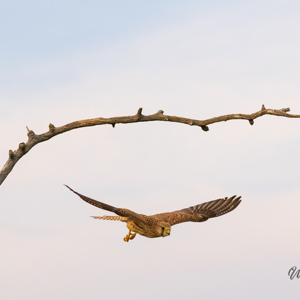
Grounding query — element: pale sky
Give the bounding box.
[1,1,300,299]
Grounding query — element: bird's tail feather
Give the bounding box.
[91,216,128,222]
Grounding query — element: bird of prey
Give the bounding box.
[65,185,241,242]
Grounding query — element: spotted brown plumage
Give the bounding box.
[152,195,242,225]
[65,185,242,242]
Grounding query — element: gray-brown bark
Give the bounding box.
[1,105,299,186]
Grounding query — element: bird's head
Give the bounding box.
[158,222,171,237]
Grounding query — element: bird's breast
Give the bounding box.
[126,221,161,238]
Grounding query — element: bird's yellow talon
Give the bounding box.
[123,230,136,242]
[129,232,136,240]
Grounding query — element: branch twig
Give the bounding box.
[1,105,299,185]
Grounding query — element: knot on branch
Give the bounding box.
[112,123,115,128]
[19,143,26,152]
[26,126,36,140]
[9,150,14,159]
[261,104,266,111]
[249,119,254,125]
[136,108,143,120]
[201,125,209,132]
[157,110,164,115]
[49,123,56,133]
[280,107,290,113]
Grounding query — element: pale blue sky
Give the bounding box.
[1,1,300,299]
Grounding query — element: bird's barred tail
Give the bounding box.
[91,216,128,222]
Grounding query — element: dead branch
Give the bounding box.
[1,105,299,185]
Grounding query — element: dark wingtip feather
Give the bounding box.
[64,184,79,195]
[215,195,242,217]
[64,184,73,191]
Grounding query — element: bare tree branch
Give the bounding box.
[1,105,299,185]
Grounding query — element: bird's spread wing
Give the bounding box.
[152,195,241,226]
[64,185,147,224]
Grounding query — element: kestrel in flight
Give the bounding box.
[65,185,241,242]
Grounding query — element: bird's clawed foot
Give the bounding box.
[123,230,136,242]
